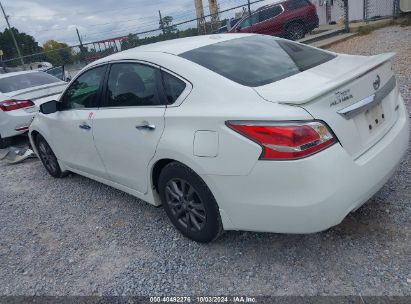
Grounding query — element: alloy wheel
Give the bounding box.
[165,178,206,232]
[288,24,305,41]
[38,141,58,173]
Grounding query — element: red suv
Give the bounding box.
[229,0,319,40]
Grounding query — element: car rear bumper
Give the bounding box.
[0,108,36,139]
[306,14,319,32]
[202,99,409,233]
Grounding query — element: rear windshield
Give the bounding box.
[180,35,336,87]
[0,72,60,93]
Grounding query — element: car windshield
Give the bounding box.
[180,35,336,87]
[0,72,61,93]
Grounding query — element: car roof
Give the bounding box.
[0,70,41,79]
[93,34,259,64]
[256,0,287,11]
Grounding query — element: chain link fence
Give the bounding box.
[0,0,401,77]
[364,0,399,21]
[1,0,272,77]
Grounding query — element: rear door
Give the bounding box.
[92,61,167,194]
[235,13,259,33]
[257,5,284,35]
[286,0,316,28]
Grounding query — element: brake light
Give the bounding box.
[0,99,35,112]
[227,121,337,160]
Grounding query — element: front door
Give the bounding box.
[93,62,166,194]
[47,65,108,178]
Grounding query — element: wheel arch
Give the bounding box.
[284,18,306,31]
[28,129,41,155]
[149,157,235,231]
[30,129,40,141]
[29,127,67,172]
[149,156,208,196]
[151,158,175,194]
[151,156,205,187]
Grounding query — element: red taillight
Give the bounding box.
[227,121,337,160]
[0,99,35,112]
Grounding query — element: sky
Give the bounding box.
[0,0,275,47]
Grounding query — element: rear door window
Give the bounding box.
[259,5,283,22]
[239,13,259,28]
[0,72,60,93]
[180,35,336,87]
[161,72,186,105]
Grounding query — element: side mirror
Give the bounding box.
[40,100,58,115]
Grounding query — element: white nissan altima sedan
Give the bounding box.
[29,34,409,243]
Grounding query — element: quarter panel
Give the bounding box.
[158,78,313,177]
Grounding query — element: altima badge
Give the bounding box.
[331,89,354,107]
[373,75,381,91]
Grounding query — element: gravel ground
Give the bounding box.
[0,25,410,297]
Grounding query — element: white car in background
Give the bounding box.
[29,61,53,71]
[0,70,67,148]
[29,34,409,243]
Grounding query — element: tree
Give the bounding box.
[0,27,42,61]
[159,16,177,35]
[120,33,140,50]
[43,40,74,66]
[178,27,198,38]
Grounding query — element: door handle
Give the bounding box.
[79,123,91,130]
[136,123,156,131]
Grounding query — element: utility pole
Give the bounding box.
[0,1,24,66]
[76,28,83,47]
[76,28,86,62]
[194,0,207,35]
[158,10,166,36]
[247,0,252,16]
[343,0,349,33]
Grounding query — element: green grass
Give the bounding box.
[358,25,374,36]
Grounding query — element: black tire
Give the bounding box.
[35,134,67,178]
[285,22,306,41]
[158,162,224,243]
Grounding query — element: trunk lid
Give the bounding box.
[8,82,67,106]
[253,53,401,159]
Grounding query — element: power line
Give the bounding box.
[82,0,248,38]
[10,0,248,42]
[9,0,268,50]
[9,0,241,19]
[3,0,270,62]
[83,0,266,43]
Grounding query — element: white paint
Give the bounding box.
[29,34,410,235]
[0,71,66,140]
[193,130,219,157]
